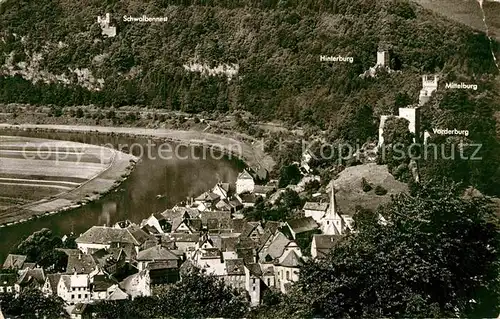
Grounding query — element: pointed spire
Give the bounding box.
[330,183,337,217]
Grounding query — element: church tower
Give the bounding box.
[322,185,344,235]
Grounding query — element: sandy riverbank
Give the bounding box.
[0,135,138,226]
[0,124,275,171]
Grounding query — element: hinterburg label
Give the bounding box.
[445,82,477,90]
[320,55,353,63]
[123,15,168,22]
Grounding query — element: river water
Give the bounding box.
[0,129,243,262]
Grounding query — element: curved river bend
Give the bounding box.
[0,129,243,261]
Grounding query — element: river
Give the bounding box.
[0,129,243,262]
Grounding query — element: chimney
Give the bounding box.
[78,252,82,260]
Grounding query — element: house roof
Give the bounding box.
[287,217,319,234]
[2,254,27,269]
[46,273,61,291]
[303,202,329,211]
[147,260,179,270]
[246,263,262,277]
[17,268,45,287]
[239,193,259,204]
[263,221,282,234]
[141,224,159,235]
[278,250,302,267]
[254,185,275,195]
[237,169,254,180]
[215,199,232,210]
[60,275,71,290]
[71,303,89,315]
[167,233,200,242]
[75,226,150,246]
[107,287,128,300]
[22,263,36,270]
[241,222,261,238]
[67,253,96,274]
[92,275,117,291]
[195,191,220,202]
[225,259,245,275]
[236,248,255,264]
[230,219,246,233]
[136,245,179,261]
[264,232,291,260]
[221,237,239,252]
[313,234,341,250]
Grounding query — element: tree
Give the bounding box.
[278,164,302,188]
[15,228,62,262]
[0,289,67,318]
[159,272,249,318]
[283,181,500,318]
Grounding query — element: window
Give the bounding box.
[71,294,74,299]
[84,294,88,298]
[267,278,270,286]
[252,286,256,291]
[252,278,256,284]
[78,294,81,299]
[286,271,290,280]
[0,287,3,293]
[6,287,11,293]
[327,221,329,225]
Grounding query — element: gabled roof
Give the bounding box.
[92,275,117,291]
[107,287,128,300]
[46,273,61,291]
[67,253,97,274]
[239,193,259,204]
[237,169,254,180]
[136,245,179,261]
[246,263,262,277]
[17,268,45,287]
[254,185,275,195]
[76,226,150,246]
[261,232,291,261]
[313,234,341,250]
[230,219,246,233]
[141,224,159,235]
[195,191,220,202]
[278,250,302,267]
[287,217,319,234]
[303,202,329,211]
[225,259,245,275]
[241,222,261,238]
[2,254,27,269]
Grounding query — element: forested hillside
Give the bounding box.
[0,0,498,128]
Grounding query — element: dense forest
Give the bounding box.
[0,0,498,125]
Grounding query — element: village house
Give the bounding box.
[273,241,303,294]
[311,234,339,259]
[70,303,91,319]
[237,193,260,208]
[223,258,246,290]
[0,273,16,294]
[57,274,91,305]
[15,267,45,294]
[90,274,119,301]
[303,201,329,222]
[253,185,275,198]
[120,270,151,298]
[136,245,180,271]
[212,182,230,200]
[2,254,27,270]
[236,169,255,194]
[140,213,169,234]
[42,273,61,296]
[286,217,319,240]
[244,263,262,306]
[75,225,151,254]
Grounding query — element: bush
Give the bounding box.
[374,185,388,195]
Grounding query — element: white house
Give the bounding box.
[75,225,150,254]
[58,274,91,305]
[274,242,303,294]
[236,170,255,194]
[97,13,116,37]
[303,201,329,222]
[212,182,230,200]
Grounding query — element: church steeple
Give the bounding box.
[322,183,344,235]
